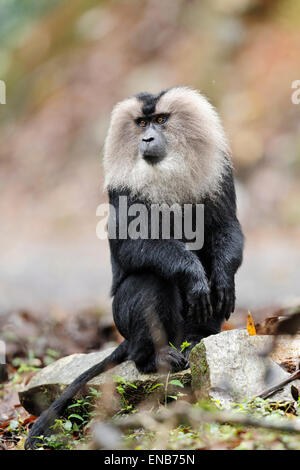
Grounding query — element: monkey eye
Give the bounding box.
[155,115,168,125]
[137,118,148,128]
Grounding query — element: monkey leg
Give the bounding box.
[112,272,188,373]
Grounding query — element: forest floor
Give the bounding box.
[1,301,300,451]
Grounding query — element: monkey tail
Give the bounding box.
[25,341,128,450]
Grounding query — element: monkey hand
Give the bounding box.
[186,275,211,324]
[210,281,235,321]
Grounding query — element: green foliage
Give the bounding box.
[218,397,297,418]
[164,376,187,404]
[169,341,191,353]
[21,386,300,451]
[8,419,19,432]
[169,379,184,388]
[31,387,100,449]
[113,375,138,413]
[125,397,300,450]
[43,348,61,365]
[11,352,41,382]
[180,341,191,353]
[145,383,164,393]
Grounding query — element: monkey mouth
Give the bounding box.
[143,152,165,165]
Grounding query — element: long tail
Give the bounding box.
[25,341,128,449]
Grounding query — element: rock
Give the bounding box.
[19,347,191,415]
[270,335,300,373]
[190,329,300,404]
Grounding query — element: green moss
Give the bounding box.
[201,359,207,375]
[189,340,210,395]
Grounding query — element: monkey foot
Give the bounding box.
[155,346,189,373]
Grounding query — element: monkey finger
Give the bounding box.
[203,295,211,323]
[227,292,234,318]
[187,306,193,321]
[194,301,203,325]
[199,298,207,324]
[210,296,217,317]
[197,298,204,323]
[188,303,198,323]
[223,293,230,319]
[229,291,235,312]
[224,304,231,321]
[225,304,233,320]
[216,289,224,315]
[230,294,236,318]
[224,292,234,320]
[231,294,236,313]
[207,296,212,320]
[196,296,205,323]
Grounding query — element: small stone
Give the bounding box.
[190,329,300,404]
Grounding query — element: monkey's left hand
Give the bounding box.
[186,279,212,324]
[210,281,235,321]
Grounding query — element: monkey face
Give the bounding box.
[104,87,231,203]
[137,115,168,165]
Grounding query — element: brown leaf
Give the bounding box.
[291,385,299,401]
[276,311,300,336]
[21,415,37,427]
[255,316,282,335]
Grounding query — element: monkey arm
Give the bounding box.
[202,165,244,320]
[209,217,244,320]
[110,236,204,285]
[108,188,207,282]
[109,237,211,323]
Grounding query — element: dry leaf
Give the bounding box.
[291,385,299,401]
[15,437,26,451]
[247,311,257,336]
[276,310,300,336]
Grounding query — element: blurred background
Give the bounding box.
[0,0,300,334]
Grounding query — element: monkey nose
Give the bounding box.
[142,136,154,143]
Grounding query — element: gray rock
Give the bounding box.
[19,347,191,415]
[190,329,300,404]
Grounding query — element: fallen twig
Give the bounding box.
[256,369,300,399]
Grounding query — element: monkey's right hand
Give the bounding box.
[185,271,211,324]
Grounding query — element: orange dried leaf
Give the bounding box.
[247,311,257,336]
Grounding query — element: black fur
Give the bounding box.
[25,112,243,451]
[109,164,244,365]
[135,90,168,116]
